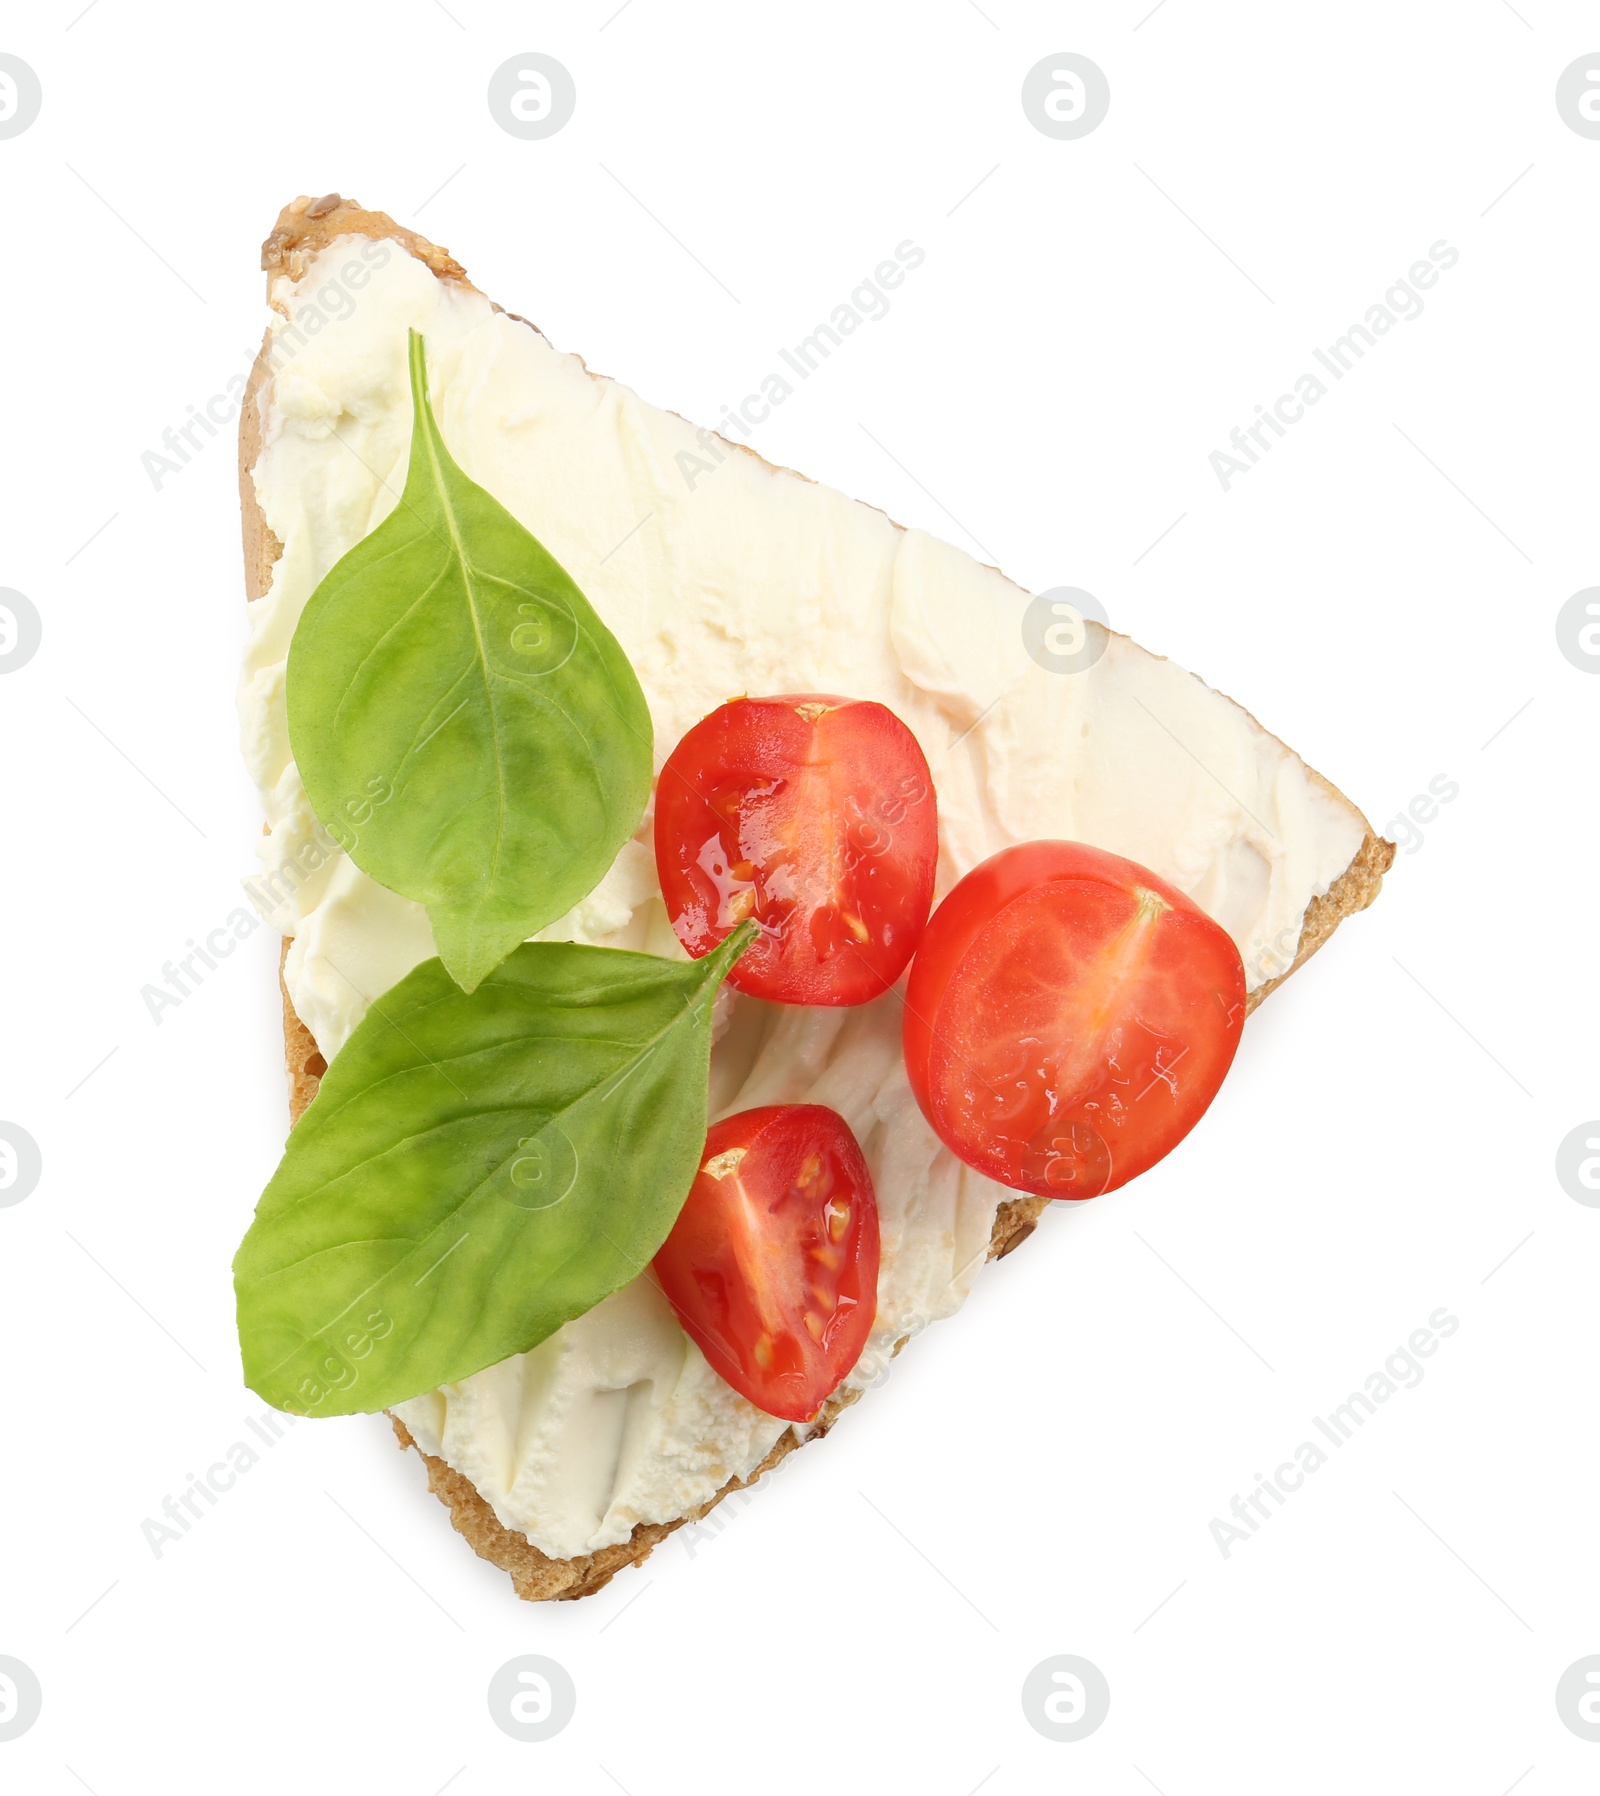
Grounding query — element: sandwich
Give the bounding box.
[234,194,1391,1601]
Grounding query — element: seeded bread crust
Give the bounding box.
[241,195,1393,1602]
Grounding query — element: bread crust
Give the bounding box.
[241,194,1393,1601]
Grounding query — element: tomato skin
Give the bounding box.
[653,695,937,1006]
[653,1105,880,1423]
[903,842,1246,1200]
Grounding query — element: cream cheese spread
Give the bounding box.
[241,234,1367,1558]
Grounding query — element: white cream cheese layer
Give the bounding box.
[241,235,1366,1558]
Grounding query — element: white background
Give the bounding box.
[1,3,1594,1791]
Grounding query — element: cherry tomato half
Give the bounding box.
[653,695,938,1005]
[903,841,1246,1200]
[653,1104,880,1422]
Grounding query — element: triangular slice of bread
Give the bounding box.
[239,195,1392,1602]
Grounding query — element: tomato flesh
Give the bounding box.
[653,695,937,1005]
[653,1105,880,1422]
[903,841,1246,1199]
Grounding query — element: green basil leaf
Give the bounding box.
[233,923,755,1417]
[286,330,653,993]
